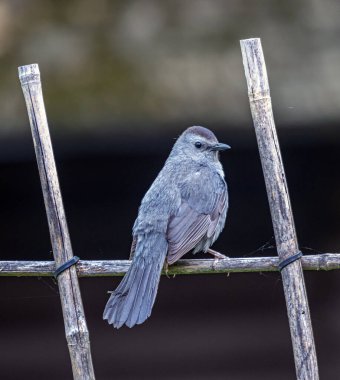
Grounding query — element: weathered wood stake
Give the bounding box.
[18,64,95,380]
[240,38,319,379]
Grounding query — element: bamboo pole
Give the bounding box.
[240,38,319,379]
[18,64,95,380]
[0,253,340,277]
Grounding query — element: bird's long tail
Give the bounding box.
[103,233,168,328]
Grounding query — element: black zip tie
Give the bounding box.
[54,256,80,278]
[278,251,302,271]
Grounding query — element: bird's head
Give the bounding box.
[173,126,230,162]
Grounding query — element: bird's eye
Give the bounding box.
[194,141,202,149]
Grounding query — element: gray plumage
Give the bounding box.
[103,126,230,328]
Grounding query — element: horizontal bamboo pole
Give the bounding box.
[1,254,339,277]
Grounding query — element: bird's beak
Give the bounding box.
[210,143,231,151]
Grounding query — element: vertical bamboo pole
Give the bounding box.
[18,64,95,380]
[240,38,319,379]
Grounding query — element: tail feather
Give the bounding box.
[103,233,167,328]
[110,262,143,328]
[125,262,153,327]
[138,257,164,323]
[103,262,139,323]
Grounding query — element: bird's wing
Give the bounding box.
[167,168,227,264]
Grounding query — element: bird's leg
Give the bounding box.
[207,248,229,259]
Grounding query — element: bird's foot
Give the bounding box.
[207,248,229,260]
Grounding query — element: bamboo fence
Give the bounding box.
[2,37,333,379]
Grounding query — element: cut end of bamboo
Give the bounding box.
[240,38,270,99]
[240,37,261,46]
[18,64,40,86]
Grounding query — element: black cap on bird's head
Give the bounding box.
[174,126,230,159]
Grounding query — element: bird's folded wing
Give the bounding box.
[167,170,227,264]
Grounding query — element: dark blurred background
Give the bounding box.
[1,1,340,379]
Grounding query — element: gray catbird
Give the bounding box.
[103,126,230,328]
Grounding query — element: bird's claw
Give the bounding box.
[163,261,170,278]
